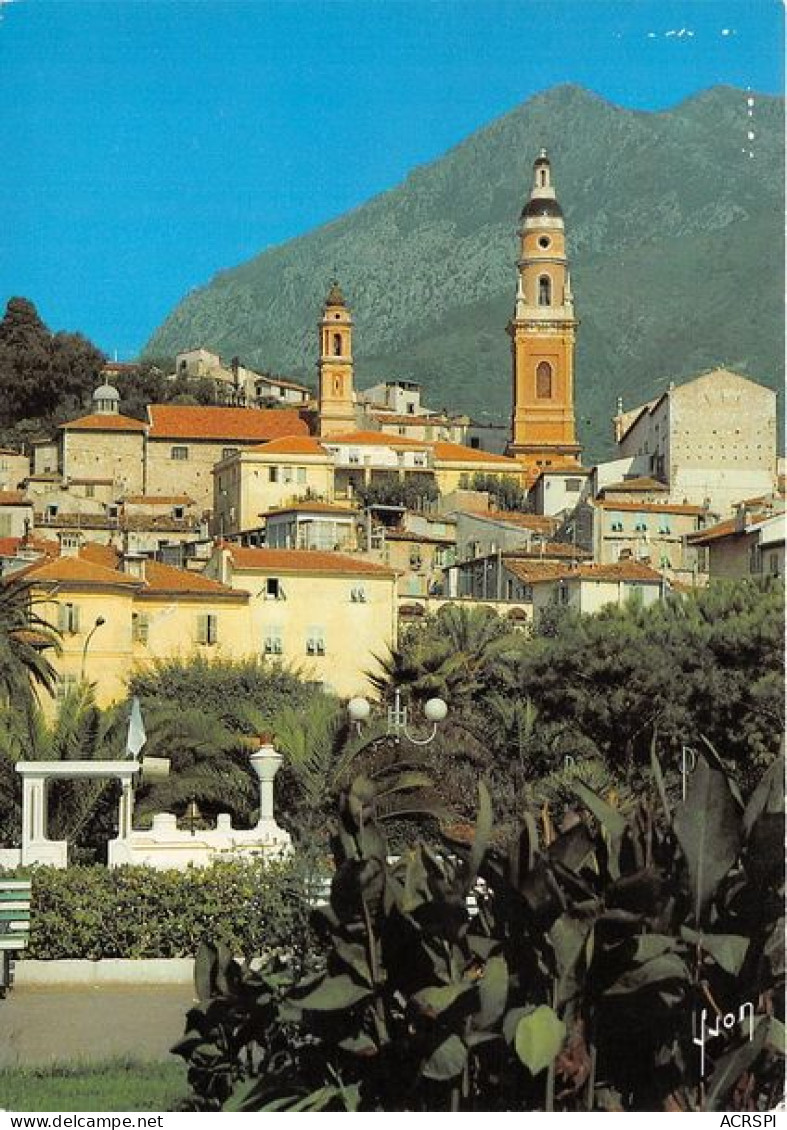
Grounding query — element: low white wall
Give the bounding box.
[15,958,194,986]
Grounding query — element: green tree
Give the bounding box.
[0,296,104,426]
[0,576,60,717]
[470,472,529,511]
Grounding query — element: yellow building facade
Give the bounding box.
[205,544,398,697]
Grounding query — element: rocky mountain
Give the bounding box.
[144,84,784,462]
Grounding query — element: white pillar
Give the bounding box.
[249,743,283,827]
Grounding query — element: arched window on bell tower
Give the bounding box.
[540,168,547,187]
[536,362,553,399]
[538,275,552,307]
[333,333,342,356]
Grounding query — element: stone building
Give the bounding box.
[613,369,777,516]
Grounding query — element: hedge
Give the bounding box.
[8,857,317,960]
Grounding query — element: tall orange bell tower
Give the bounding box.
[506,149,582,480]
[317,281,357,437]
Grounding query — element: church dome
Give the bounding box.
[521,197,563,220]
[93,383,120,402]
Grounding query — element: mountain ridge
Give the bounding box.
[144,83,784,461]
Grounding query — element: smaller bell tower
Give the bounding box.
[317,281,357,437]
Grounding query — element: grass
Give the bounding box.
[0,1059,188,1113]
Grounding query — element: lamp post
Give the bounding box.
[348,690,448,746]
[80,616,106,680]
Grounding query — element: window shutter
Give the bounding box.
[196,614,208,644]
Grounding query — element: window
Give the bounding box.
[558,582,570,605]
[538,235,551,249]
[565,478,582,492]
[265,578,285,600]
[85,484,95,499]
[171,446,189,461]
[196,613,218,645]
[132,612,150,645]
[55,673,79,702]
[413,453,427,467]
[58,602,80,634]
[409,550,423,569]
[470,437,480,449]
[768,552,780,576]
[536,362,553,399]
[538,275,552,306]
[222,447,238,461]
[306,627,326,656]
[350,585,367,603]
[296,467,307,484]
[263,629,283,655]
[332,333,342,356]
[268,466,279,483]
[658,522,671,535]
[281,467,293,484]
[749,544,762,574]
[348,450,360,465]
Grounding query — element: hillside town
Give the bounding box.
[0,150,782,708]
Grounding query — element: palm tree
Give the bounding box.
[370,604,522,709]
[0,576,60,715]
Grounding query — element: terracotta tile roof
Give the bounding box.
[481,511,559,533]
[595,500,706,515]
[24,555,141,587]
[244,435,330,456]
[61,413,147,432]
[226,545,397,578]
[147,405,308,442]
[504,560,570,584]
[141,560,247,599]
[687,514,772,545]
[600,476,669,493]
[432,441,520,465]
[0,491,30,506]
[262,502,358,517]
[324,431,429,449]
[80,542,244,598]
[528,561,666,585]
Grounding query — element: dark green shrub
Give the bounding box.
[16,857,314,960]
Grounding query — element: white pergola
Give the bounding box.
[15,760,140,867]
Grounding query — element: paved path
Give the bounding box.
[0,986,197,1067]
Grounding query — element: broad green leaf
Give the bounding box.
[630,934,678,962]
[605,953,689,996]
[549,821,595,872]
[743,754,785,836]
[475,955,509,1029]
[339,1032,379,1055]
[568,779,626,879]
[469,781,493,883]
[422,1033,468,1081]
[295,973,373,1011]
[503,1006,531,1045]
[699,736,744,808]
[549,910,595,1008]
[705,1018,768,1111]
[401,848,430,914]
[650,736,671,822]
[413,981,476,1020]
[333,935,373,986]
[680,927,749,975]
[673,754,742,922]
[514,1006,566,1076]
[766,1017,786,1056]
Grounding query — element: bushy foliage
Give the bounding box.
[354,471,438,511]
[128,656,319,730]
[174,748,785,1112]
[470,472,529,512]
[13,858,310,960]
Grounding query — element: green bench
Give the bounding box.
[0,879,32,996]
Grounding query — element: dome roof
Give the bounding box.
[521,197,563,220]
[93,383,120,401]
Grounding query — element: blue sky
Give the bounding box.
[0,0,783,360]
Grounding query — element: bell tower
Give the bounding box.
[317,281,357,437]
[506,150,581,480]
